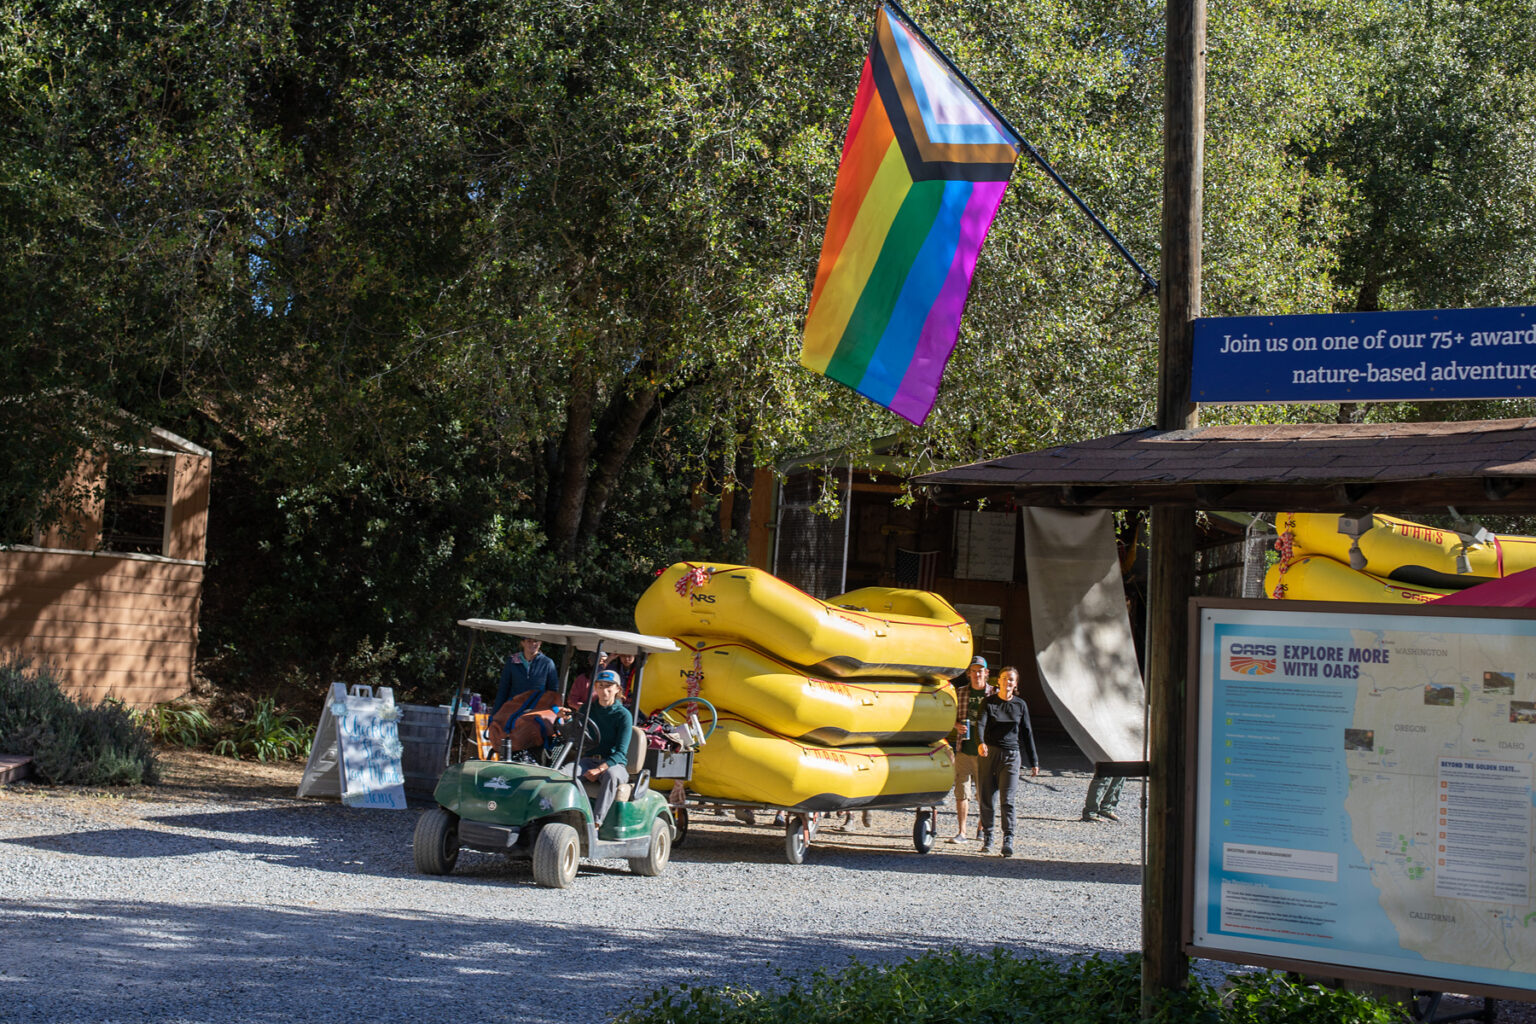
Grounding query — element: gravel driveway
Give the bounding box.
[0,738,1149,1024]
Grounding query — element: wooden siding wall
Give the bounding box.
[0,549,202,705]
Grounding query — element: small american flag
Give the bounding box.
[894,548,939,590]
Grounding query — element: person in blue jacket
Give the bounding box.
[492,636,558,717]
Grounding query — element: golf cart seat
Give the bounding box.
[580,726,648,804]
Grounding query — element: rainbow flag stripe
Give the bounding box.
[801,5,1020,425]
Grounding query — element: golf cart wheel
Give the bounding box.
[913,809,935,854]
[532,822,580,888]
[413,807,460,875]
[628,817,673,877]
[784,813,811,865]
[672,805,689,848]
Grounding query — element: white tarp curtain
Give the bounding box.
[1022,508,1145,764]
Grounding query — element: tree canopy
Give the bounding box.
[4,0,1532,692]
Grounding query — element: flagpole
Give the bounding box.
[884,1,1158,296]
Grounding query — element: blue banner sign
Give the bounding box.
[1192,305,1536,403]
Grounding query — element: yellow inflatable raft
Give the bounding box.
[830,586,959,621]
[646,639,957,746]
[672,715,955,812]
[1282,512,1536,590]
[1265,554,1453,604]
[635,563,972,679]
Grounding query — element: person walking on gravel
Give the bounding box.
[947,656,992,843]
[976,666,1039,857]
[1082,765,1124,822]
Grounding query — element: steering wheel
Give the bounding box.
[558,712,603,748]
[653,697,719,740]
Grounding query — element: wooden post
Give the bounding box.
[1143,0,1204,1011]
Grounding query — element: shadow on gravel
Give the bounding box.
[0,898,1137,1024]
[1,805,420,876]
[670,833,1141,884]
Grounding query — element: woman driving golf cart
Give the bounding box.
[569,668,632,824]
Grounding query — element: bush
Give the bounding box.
[213,696,313,761]
[615,951,1407,1024]
[139,702,216,748]
[0,657,159,786]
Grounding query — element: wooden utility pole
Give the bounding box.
[1143,0,1204,1012]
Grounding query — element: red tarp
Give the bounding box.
[1429,566,1536,607]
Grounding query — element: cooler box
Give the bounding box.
[644,748,694,780]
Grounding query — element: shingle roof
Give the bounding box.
[912,418,1536,513]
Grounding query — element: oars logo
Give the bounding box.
[1227,642,1277,676]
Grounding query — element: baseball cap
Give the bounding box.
[970,656,988,669]
[594,669,623,686]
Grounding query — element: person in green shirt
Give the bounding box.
[575,669,633,826]
[947,655,992,843]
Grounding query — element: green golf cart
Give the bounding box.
[412,620,680,888]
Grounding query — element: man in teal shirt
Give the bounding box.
[576,669,632,825]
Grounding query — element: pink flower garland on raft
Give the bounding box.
[674,563,713,598]
[1271,514,1297,599]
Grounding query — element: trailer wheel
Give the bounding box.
[784,813,811,865]
[913,810,935,854]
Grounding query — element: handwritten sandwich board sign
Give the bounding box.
[296,682,408,809]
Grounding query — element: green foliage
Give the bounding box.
[137,702,216,749]
[0,657,159,786]
[9,0,1536,695]
[212,697,313,762]
[616,950,1406,1024]
[1214,972,1407,1024]
[1311,0,1536,314]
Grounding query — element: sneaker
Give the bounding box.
[734,808,757,826]
[946,834,969,844]
[1001,839,1014,857]
[1081,812,1098,822]
[1097,810,1120,822]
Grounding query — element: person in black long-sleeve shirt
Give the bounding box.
[976,666,1040,857]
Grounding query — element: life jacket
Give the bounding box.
[486,688,562,753]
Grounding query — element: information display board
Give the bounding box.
[1191,600,1536,997]
[953,510,1015,582]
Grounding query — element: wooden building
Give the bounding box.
[742,445,1269,735]
[1,426,211,706]
[745,449,1057,729]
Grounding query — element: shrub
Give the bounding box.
[1215,971,1408,1024]
[0,656,159,786]
[615,951,1406,1024]
[213,696,313,761]
[139,702,215,748]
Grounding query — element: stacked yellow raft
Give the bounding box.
[1264,512,1536,604]
[636,563,964,812]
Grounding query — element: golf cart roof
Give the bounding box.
[456,619,680,656]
